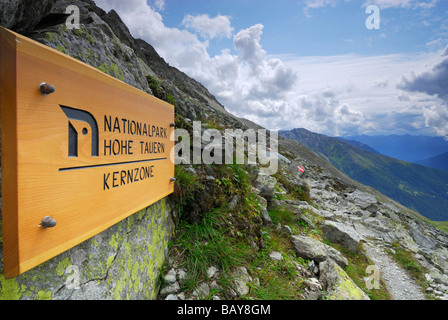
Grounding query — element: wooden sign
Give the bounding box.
[0,27,175,278]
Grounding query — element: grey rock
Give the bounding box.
[409,226,437,253]
[325,245,349,268]
[308,260,319,275]
[0,0,58,34]
[346,190,378,213]
[177,269,188,284]
[303,278,322,291]
[315,210,335,220]
[255,173,277,201]
[193,282,210,299]
[291,235,348,268]
[282,225,293,235]
[433,273,448,286]
[232,266,251,296]
[165,268,177,284]
[319,259,370,300]
[257,195,273,226]
[207,266,220,279]
[321,220,362,252]
[70,249,87,265]
[227,195,239,211]
[160,282,180,298]
[291,235,328,263]
[269,251,283,261]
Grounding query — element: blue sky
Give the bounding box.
[96,0,448,138]
[160,0,447,56]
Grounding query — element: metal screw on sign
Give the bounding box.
[39,82,56,95]
[170,122,176,128]
[170,177,176,182]
[40,216,57,229]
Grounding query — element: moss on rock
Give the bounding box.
[0,199,175,300]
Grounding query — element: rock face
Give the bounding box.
[0,0,58,34]
[345,190,378,214]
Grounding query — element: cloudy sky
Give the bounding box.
[95,0,448,138]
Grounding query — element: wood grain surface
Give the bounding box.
[0,27,175,278]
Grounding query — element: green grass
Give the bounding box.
[272,171,311,203]
[243,196,318,300]
[245,228,307,300]
[269,206,296,227]
[173,165,203,220]
[167,163,314,299]
[432,221,448,234]
[146,75,178,106]
[173,209,255,294]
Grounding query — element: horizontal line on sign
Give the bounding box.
[59,158,168,172]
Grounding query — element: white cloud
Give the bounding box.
[399,46,448,138]
[301,0,440,15]
[96,0,211,75]
[423,105,448,138]
[304,0,338,9]
[399,45,448,100]
[302,0,339,17]
[364,0,440,9]
[182,14,234,39]
[154,0,165,11]
[95,0,445,138]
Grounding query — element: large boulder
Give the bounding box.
[319,259,370,300]
[321,220,362,252]
[255,172,277,201]
[345,190,378,214]
[409,226,437,253]
[291,235,349,268]
[291,235,327,263]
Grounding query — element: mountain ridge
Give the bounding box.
[342,134,448,163]
[416,152,448,173]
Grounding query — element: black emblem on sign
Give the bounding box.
[60,105,99,157]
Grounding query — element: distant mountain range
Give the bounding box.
[416,152,448,173]
[280,128,448,221]
[341,134,448,163]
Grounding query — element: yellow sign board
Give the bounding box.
[0,27,175,278]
